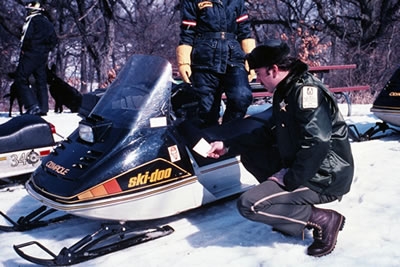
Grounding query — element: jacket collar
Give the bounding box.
[276,60,309,98]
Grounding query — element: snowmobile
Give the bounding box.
[3,55,277,265]
[370,66,400,127]
[0,114,56,190]
[349,66,400,141]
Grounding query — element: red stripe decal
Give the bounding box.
[40,150,51,156]
[104,179,122,194]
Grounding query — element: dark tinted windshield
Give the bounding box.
[90,55,172,128]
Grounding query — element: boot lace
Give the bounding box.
[307,222,323,240]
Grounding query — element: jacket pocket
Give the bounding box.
[228,40,245,62]
[311,150,351,187]
[192,39,218,67]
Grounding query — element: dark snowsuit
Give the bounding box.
[15,12,57,114]
[179,0,253,127]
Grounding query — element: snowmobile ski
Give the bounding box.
[0,205,72,232]
[14,223,174,266]
[0,173,30,191]
[348,121,400,141]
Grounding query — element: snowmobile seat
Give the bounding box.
[0,115,55,154]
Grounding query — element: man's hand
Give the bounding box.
[268,168,288,186]
[176,44,192,83]
[241,38,256,82]
[207,141,229,159]
[178,64,192,83]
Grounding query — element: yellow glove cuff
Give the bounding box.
[176,45,192,65]
[176,45,193,83]
[241,38,256,54]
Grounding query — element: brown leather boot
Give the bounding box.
[306,206,345,257]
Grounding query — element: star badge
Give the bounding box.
[279,100,288,112]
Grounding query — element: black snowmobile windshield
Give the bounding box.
[89,55,172,129]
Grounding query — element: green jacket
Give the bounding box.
[225,60,354,197]
[273,60,354,196]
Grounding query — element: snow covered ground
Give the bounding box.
[0,104,399,267]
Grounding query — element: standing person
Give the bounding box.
[176,0,256,128]
[14,1,57,115]
[207,40,354,257]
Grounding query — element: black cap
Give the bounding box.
[246,40,290,69]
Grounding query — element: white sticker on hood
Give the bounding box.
[150,117,167,127]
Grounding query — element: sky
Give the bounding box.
[0,104,399,267]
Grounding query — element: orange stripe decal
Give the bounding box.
[91,185,108,197]
[78,190,94,200]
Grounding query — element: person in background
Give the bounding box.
[176,0,256,128]
[207,40,354,257]
[14,1,57,116]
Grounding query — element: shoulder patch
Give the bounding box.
[301,86,319,109]
[198,1,213,9]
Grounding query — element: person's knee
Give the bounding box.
[226,93,252,110]
[237,193,255,218]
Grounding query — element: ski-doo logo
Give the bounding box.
[128,168,172,188]
[46,160,70,175]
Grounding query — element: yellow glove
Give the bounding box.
[176,45,192,83]
[241,38,256,82]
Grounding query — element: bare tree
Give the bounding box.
[57,0,180,92]
[247,0,400,103]
[0,0,399,111]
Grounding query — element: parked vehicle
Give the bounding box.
[371,66,400,127]
[349,66,400,141]
[2,55,276,265]
[0,114,56,189]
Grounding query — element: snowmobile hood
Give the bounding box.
[372,66,400,111]
[371,66,400,126]
[28,55,196,202]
